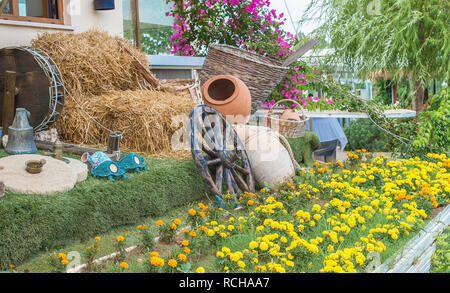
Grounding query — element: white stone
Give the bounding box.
[65,158,88,183]
[0,154,78,195]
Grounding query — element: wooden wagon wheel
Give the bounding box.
[0,47,65,132]
[189,105,255,203]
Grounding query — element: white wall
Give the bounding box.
[0,0,124,48]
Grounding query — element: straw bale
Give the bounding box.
[55,90,195,156]
[31,30,150,99]
[30,31,197,157]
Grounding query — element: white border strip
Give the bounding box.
[374,204,450,273]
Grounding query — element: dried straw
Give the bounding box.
[56,90,195,155]
[30,31,196,156]
[31,30,150,99]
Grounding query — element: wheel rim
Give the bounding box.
[190,105,254,196]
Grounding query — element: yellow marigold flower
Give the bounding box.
[178,253,187,262]
[150,256,164,267]
[183,247,191,254]
[182,240,189,246]
[327,245,334,252]
[58,253,67,259]
[168,259,178,268]
[170,223,177,230]
[196,267,205,273]
[188,209,197,216]
[259,242,269,251]
[150,251,159,257]
[189,231,197,237]
[216,251,225,258]
[248,199,254,206]
[94,236,101,241]
[156,220,164,226]
[174,219,182,226]
[237,261,246,269]
[120,262,129,269]
[249,241,258,250]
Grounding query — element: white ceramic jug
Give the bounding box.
[234,125,295,187]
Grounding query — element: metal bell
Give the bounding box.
[5,108,37,155]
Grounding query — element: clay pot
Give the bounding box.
[201,75,251,124]
[233,125,295,187]
[280,109,301,121]
[25,159,46,174]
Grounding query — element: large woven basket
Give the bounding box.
[199,44,290,113]
[263,99,309,138]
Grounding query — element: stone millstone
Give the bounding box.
[0,154,78,195]
[66,158,88,183]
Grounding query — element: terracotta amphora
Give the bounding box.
[201,75,251,124]
[280,108,301,121]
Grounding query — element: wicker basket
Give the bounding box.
[199,44,290,113]
[263,99,309,138]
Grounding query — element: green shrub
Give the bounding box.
[344,119,393,152]
[286,131,320,167]
[0,155,209,270]
[431,226,450,273]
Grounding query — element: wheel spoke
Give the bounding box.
[232,164,250,176]
[202,145,217,158]
[231,168,249,192]
[224,168,235,195]
[215,165,223,194]
[207,158,222,166]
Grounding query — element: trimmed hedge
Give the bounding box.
[287,131,320,167]
[0,155,209,270]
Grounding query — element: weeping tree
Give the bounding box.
[302,0,449,113]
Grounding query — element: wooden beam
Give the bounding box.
[35,140,105,156]
[2,70,16,137]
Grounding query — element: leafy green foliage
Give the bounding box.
[431,226,450,273]
[302,0,449,110]
[412,87,450,152]
[303,0,449,85]
[344,119,393,152]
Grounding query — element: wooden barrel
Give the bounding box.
[0,47,64,132]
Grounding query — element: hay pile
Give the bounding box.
[31,30,196,156]
[58,90,194,154]
[31,30,149,96]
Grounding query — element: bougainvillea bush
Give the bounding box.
[61,152,449,273]
[166,0,297,59]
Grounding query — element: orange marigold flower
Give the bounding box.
[168,259,178,268]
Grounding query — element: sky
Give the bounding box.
[269,0,319,35]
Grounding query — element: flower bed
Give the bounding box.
[55,152,449,273]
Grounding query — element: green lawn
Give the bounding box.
[0,149,210,270]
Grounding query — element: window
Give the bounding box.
[123,0,174,55]
[0,0,64,24]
